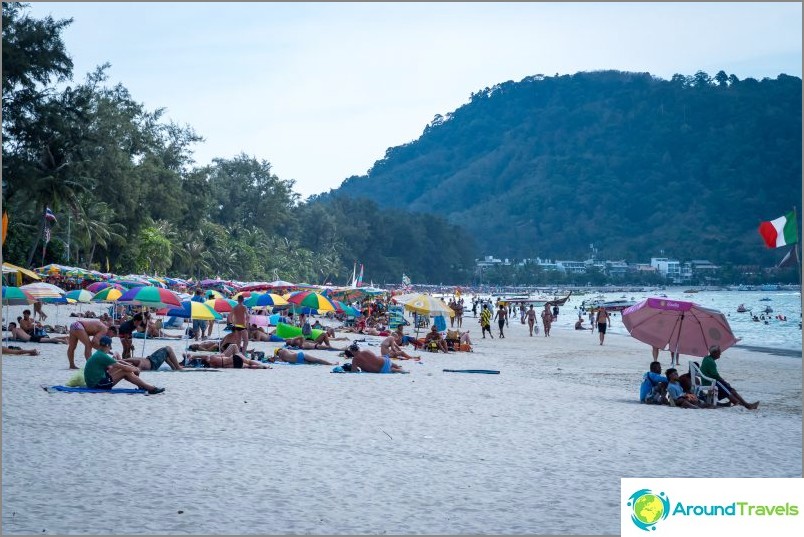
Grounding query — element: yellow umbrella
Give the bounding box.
[393,293,455,318]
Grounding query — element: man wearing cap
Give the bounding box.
[83,336,165,394]
[699,345,759,409]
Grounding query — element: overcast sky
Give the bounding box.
[27,2,803,199]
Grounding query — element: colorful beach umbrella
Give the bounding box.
[205,289,224,299]
[334,300,361,317]
[92,287,123,302]
[244,292,289,308]
[65,289,95,303]
[2,286,35,305]
[205,298,238,313]
[117,286,182,309]
[286,291,336,312]
[163,300,222,321]
[393,293,455,318]
[20,282,66,300]
[86,281,120,293]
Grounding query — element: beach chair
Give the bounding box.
[688,360,717,403]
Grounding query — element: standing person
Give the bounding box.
[67,319,116,370]
[229,294,250,353]
[472,300,478,318]
[83,336,165,394]
[588,309,595,334]
[552,305,559,319]
[480,304,493,339]
[519,304,526,324]
[699,345,759,409]
[33,300,47,322]
[118,313,146,359]
[596,306,610,345]
[541,304,553,337]
[454,301,463,329]
[191,288,207,341]
[494,304,507,338]
[526,305,537,337]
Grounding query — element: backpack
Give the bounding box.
[302,320,312,336]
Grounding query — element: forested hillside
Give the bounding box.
[327,70,802,266]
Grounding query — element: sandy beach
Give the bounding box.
[2,302,801,535]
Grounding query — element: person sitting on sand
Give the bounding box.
[699,345,759,410]
[665,368,708,409]
[140,318,183,340]
[122,346,184,371]
[269,347,339,365]
[67,318,117,370]
[3,345,40,356]
[342,344,408,373]
[18,309,36,335]
[639,361,668,405]
[83,336,165,394]
[6,322,69,344]
[311,320,324,330]
[424,325,449,353]
[381,334,420,360]
[324,326,349,341]
[574,319,589,330]
[395,324,423,349]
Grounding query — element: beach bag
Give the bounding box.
[302,320,312,336]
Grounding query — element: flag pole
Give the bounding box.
[794,206,802,299]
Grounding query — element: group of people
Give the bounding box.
[640,345,759,410]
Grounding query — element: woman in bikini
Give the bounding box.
[269,347,338,365]
[67,319,117,369]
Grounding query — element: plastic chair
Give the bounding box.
[689,360,717,403]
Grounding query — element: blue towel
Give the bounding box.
[44,385,147,394]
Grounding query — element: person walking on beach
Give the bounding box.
[541,304,553,337]
[480,304,493,339]
[83,336,165,394]
[526,305,537,336]
[229,294,250,353]
[596,307,610,345]
[67,318,116,370]
[699,345,759,409]
[494,304,507,338]
[33,300,47,322]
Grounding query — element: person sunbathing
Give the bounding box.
[269,347,338,365]
[249,325,276,342]
[342,344,408,373]
[3,345,40,356]
[284,335,345,351]
[136,320,183,339]
[188,340,223,352]
[183,346,270,369]
[381,335,420,360]
[6,322,69,344]
[122,346,184,371]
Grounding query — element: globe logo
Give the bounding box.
[627,489,670,531]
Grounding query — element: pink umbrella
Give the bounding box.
[622,298,738,357]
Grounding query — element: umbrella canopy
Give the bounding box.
[65,289,95,303]
[86,281,122,293]
[20,282,66,300]
[244,292,289,308]
[394,293,455,317]
[110,277,150,289]
[2,286,36,305]
[163,300,222,321]
[2,262,41,282]
[205,289,224,299]
[622,298,738,357]
[117,286,182,309]
[286,291,336,312]
[334,300,361,317]
[92,287,123,302]
[204,298,238,313]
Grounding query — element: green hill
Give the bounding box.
[324,70,802,266]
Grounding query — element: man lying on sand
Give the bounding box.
[269,347,338,365]
[6,322,69,344]
[183,345,270,369]
[122,346,184,371]
[3,346,40,356]
[342,344,409,374]
[284,335,346,351]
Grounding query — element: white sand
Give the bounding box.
[2,302,801,535]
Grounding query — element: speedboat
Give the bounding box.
[737,304,749,313]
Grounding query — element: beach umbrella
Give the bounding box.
[205,289,224,299]
[393,293,455,318]
[117,286,182,309]
[163,300,222,321]
[86,281,120,293]
[286,291,336,312]
[92,287,123,302]
[65,289,95,303]
[244,292,289,308]
[622,298,738,358]
[2,286,36,305]
[334,300,361,317]
[205,298,238,313]
[20,282,66,300]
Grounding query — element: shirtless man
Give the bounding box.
[184,344,270,369]
[122,346,184,371]
[424,325,449,353]
[270,347,338,365]
[526,305,538,336]
[343,344,408,373]
[284,335,345,351]
[381,334,420,360]
[249,325,274,342]
[541,305,553,337]
[19,309,36,335]
[6,322,69,344]
[494,304,508,338]
[3,346,40,356]
[67,318,116,369]
[596,307,611,345]
[228,295,250,353]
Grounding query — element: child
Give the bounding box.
[665,368,708,409]
[639,361,668,404]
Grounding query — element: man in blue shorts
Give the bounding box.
[343,344,408,373]
[123,346,183,371]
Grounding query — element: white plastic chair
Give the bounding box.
[688,360,718,402]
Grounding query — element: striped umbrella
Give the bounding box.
[163,300,222,321]
[286,291,336,312]
[86,281,120,293]
[20,282,66,300]
[205,289,224,299]
[244,292,289,308]
[205,298,238,313]
[2,286,36,305]
[92,287,123,302]
[65,289,95,303]
[117,286,182,309]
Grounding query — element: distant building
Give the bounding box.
[556,260,586,274]
[651,257,684,283]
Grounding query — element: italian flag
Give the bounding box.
[758,211,798,248]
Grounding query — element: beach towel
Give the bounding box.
[42,385,147,394]
[442,369,500,374]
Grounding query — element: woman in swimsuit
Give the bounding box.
[270,347,338,365]
[67,318,116,369]
[183,344,270,369]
